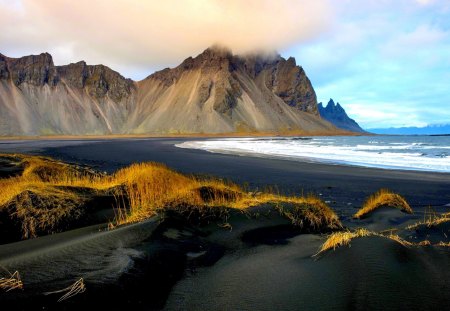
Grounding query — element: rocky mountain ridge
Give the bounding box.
[318,99,365,133]
[0,47,340,135]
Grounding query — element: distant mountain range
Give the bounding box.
[318,99,365,133]
[369,124,450,135]
[0,46,348,136]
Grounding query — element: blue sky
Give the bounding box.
[283,0,450,129]
[1,0,449,129]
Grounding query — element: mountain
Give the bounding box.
[318,99,365,133]
[369,124,450,135]
[0,47,340,136]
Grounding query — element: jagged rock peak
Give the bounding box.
[318,98,365,133]
[0,52,57,86]
[57,61,135,101]
[0,52,135,101]
[323,98,345,113]
[145,46,235,86]
[145,46,318,114]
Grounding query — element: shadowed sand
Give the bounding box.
[167,234,450,310]
[0,138,450,310]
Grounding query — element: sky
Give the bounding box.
[0,0,449,129]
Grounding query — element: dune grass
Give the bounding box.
[44,278,86,302]
[0,271,23,292]
[103,164,343,229]
[315,228,415,256]
[315,228,373,255]
[276,195,342,231]
[0,153,342,237]
[406,210,450,231]
[353,189,413,219]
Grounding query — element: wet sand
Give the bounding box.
[1,138,450,310]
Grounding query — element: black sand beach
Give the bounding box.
[1,138,450,310]
[2,138,450,215]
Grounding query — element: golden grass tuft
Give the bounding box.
[112,164,342,229]
[315,228,415,256]
[406,209,450,231]
[417,240,431,246]
[315,228,373,255]
[0,153,342,236]
[277,195,342,231]
[44,278,86,302]
[353,189,413,219]
[11,188,85,239]
[0,271,23,292]
[385,233,413,247]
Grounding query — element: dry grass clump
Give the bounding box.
[315,228,373,255]
[0,154,105,207]
[406,210,450,231]
[0,154,113,239]
[10,188,85,239]
[278,195,342,231]
[315,228,414,256]
[44,278,86,302]
[0,153,342,235]
[111,162,245,224]
[386,233,413,247]
[21,156,77,182]
[417,240,431,246]
[112,164,342,230]
[0,271,23,291]
[353,189,412,219]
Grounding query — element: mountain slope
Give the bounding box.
[318,99,365,133]
[0,47,339,136]
[0,52,136,135]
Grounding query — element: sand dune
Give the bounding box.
[167,218,450,311]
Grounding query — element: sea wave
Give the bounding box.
[176,136,450,173]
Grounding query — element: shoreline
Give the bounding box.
[176,143,450,175]
[175,135,450,174]
[2,135,448,176]
[0,130,364,141]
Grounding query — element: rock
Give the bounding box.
[56,62,135,102]
[0,52,58,86]
[318,99,366,133]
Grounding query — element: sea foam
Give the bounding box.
[176,136,450,173]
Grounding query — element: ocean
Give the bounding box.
[176,135,450,173]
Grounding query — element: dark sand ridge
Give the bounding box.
[1,138,450,310]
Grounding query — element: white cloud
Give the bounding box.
[381,25,448,60]
[0,0,333,79]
